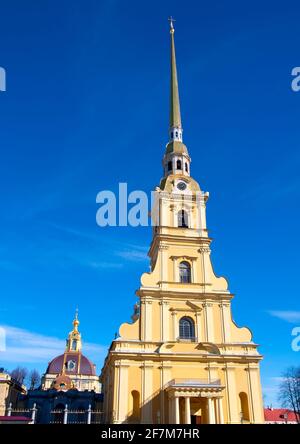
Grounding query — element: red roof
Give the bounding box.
[264,408,299,422]
[46,352,96,376]
[0,416,32,422]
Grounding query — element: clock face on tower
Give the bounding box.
[177,181,187,191]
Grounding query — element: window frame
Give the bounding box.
[179,316,195,341]
[177,210,189,228]
[179,260,192,283]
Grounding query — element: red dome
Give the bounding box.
[46,352,96,376]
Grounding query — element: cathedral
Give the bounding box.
[100,21,264,424]
[19,313,102,424]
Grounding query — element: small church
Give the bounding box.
[100,21,264,424]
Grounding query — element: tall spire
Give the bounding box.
[169,17,183,142]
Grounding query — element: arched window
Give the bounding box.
[176,159,182,170]
[178,210,188,228]
[185,162,188,173]
[67,360,76,371]
[179,316,195,339]
[179,261,191,283]
[239,392,250,422]
[168,161,172,171]
[131,390,140,421]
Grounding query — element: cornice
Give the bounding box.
[136,288,233,301]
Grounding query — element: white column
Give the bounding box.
[184,397,191,424]
[217,398,224,424]
[207,398,215,424]
[175,397,180,424]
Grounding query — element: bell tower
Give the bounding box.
[66,309,82,353]
[101,20,264,425]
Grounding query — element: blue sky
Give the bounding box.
[0,0,299,406]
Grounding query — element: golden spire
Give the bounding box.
[72,307,79,332]
[168,17,182,138]
[65,308,82,352]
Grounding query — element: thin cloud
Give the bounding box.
[270,377,285,383]
[268,310,300,323]
[88,261,123,269]
[0,325,107,368]
[49,223,149,263]
[115,243,148,262]
[116,250,148,261]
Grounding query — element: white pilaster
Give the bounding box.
[171,311,178,340]
[175,397,180,424]
[195,311,202,342]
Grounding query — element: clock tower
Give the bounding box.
[101,21,264,425]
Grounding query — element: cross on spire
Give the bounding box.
[168,16,176,31]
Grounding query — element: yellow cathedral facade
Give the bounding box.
[100,21,264,425]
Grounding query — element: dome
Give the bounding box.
[165,141,189,155]
[46,352,96,376]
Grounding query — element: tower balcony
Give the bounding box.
[152,225,209,239]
